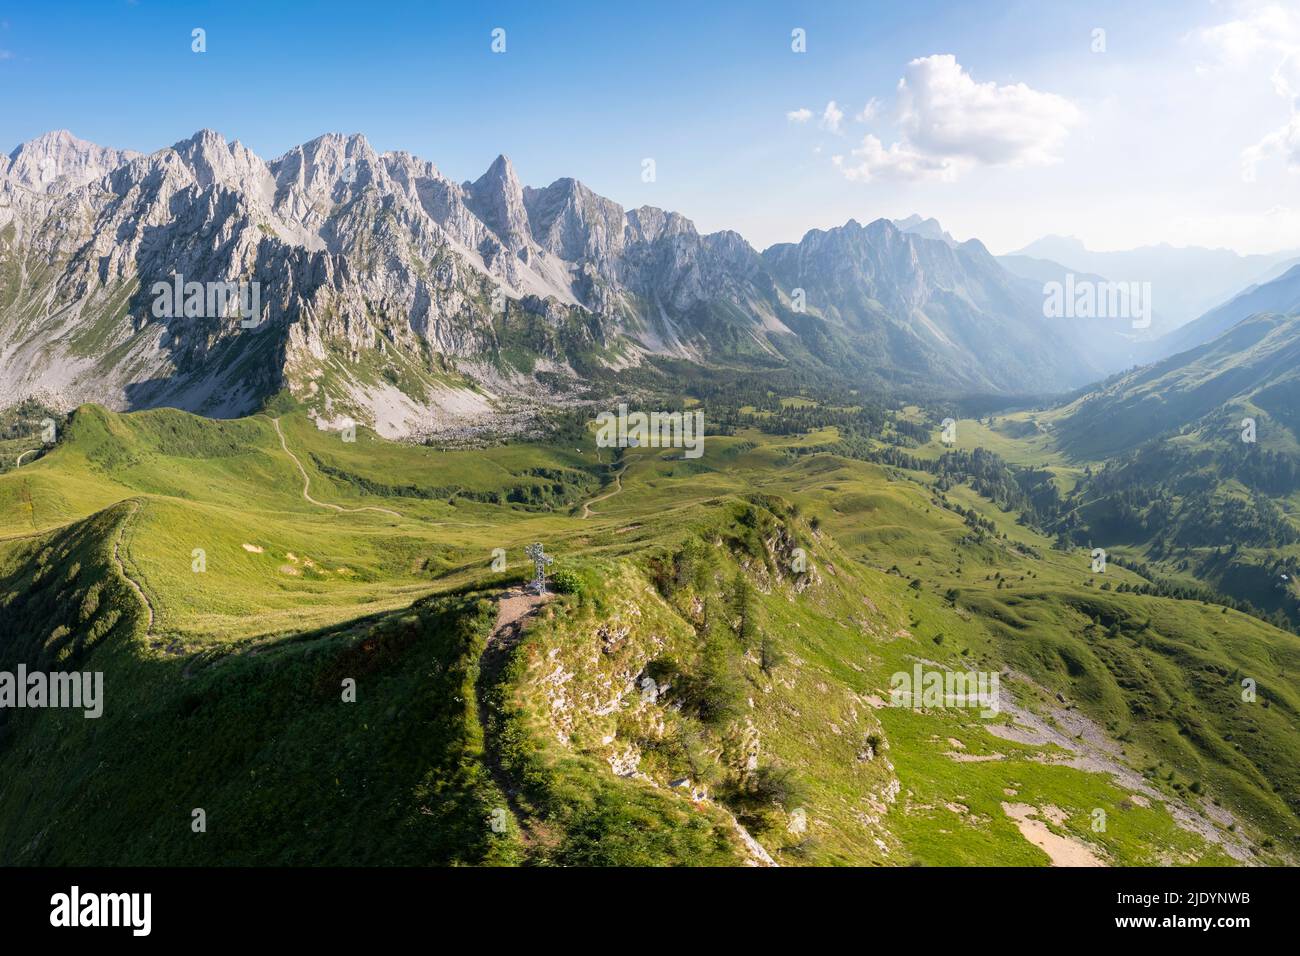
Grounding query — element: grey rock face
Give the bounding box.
[0,129,1117,435]
[2,130,142,193]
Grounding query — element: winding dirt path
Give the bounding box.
[14,448,39,468]
[112,500,156,634]
[271,417,402,519]
[476,586,550,848]
[580,465,625,519]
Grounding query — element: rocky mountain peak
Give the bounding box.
[894,214,958,246]
[465,154,531,251]
[523,176,626,262]
[171,129,269,192]
[625,205,697,244]
[269,132,381,199]
[3,129,141,192]
[481,153,518,183]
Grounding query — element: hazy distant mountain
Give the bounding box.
[1248,255,1300,287]
[997,253,1171,362]
[997,252,1106,288]
[1012,235,1297,329]
[1156,265,1300,360]
[0,131,1132,434]
[892,214,957,246]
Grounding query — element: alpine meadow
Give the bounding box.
[1,1,1299,912]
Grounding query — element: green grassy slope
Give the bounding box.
[0,586,522,865]
[0,400,1296,865]
[1055,312,1300,460]
[1008,311,1300,639]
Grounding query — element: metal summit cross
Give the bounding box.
[524,542,553,595]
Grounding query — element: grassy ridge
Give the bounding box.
[0,401,1296,864]
[0,582,520,865]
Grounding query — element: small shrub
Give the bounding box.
[551,567,583,595]
[746,765,806,809]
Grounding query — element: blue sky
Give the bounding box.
[3,0,1298,254]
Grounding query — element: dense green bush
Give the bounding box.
[551,567,583,595]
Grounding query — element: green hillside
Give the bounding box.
[1055,312,1300,460]
[1,397,1296,865]
[1026,311,1300,637]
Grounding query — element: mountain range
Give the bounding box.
[1007,234,1298,330]
[1,129,1149,437]
[1156,264,1300,360]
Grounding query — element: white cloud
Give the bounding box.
[1200,3,1300,68]
[787,100,850,136]
[1243,113,1300,180]
[855,97,881,123]
[897,54,1080,165]
[820,100,844,134]
[1200,3,1300,181]
[834,135,961,183]
[835,54,1079,183]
